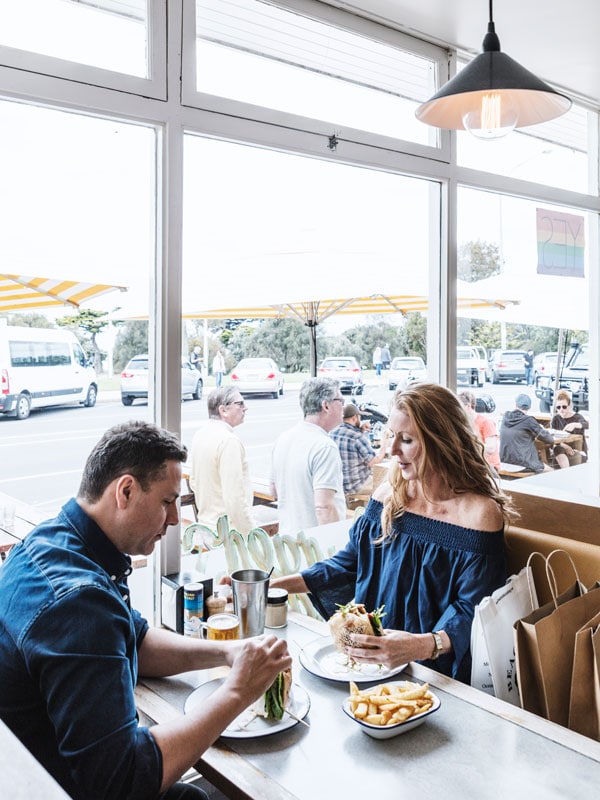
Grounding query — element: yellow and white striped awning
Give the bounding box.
[182,293,518,321]
[0,273,127,313]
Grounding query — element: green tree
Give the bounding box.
[458,239,503,282]
[56,308,111,373]
[113,320,148,371]
[3,312,55,328]
[227,318,310,371]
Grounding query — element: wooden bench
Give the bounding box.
[505,524,600,604]
[498,463,537,480]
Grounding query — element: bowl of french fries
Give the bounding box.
[342,680,440,739]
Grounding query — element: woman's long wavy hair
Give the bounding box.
[381,383,516,539]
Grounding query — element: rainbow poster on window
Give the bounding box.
[536,208,585,277]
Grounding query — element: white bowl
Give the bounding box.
[342,681,441,739]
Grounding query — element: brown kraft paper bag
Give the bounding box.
[514,550,600,727]
[568,610,600,739]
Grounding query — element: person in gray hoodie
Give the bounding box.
[500,393,554,472]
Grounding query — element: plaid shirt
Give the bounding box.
[330,421,376,493]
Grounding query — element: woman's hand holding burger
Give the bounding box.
[344,629,445,670]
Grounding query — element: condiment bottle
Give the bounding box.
[265,588,288,628]
[205,591,227,618]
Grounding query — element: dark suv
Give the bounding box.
[535,343,589,412]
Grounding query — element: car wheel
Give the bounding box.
[84,385,97,407]
[14,392,31,420]
[389,383,396,390]
[271,391,279,399]
[121,395,134,406]
[279,384,284,396]
[492,371,500,384]
[192,380,203,400]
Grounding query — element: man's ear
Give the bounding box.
[115,474,136,509]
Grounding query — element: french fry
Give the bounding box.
[345,681,435,727]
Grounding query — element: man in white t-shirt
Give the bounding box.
[271,378,345,534]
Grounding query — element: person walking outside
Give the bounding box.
[524,349,535,386]
[372,346,383,377]
[212,348,225,388]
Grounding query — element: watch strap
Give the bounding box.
[430,631,443,660]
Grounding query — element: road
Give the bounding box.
[0,378,528,518]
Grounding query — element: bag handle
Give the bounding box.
[545,548,583,608]
[525,551,552,610]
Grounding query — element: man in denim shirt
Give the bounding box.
[0,421,290,800]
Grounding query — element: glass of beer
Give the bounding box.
[204,612,240,640]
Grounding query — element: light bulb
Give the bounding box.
[462,92,518,140]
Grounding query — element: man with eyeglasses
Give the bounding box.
[271,377,346,534]
[190,387,277,535]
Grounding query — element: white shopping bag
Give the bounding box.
[471,566,539,705]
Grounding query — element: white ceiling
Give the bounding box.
[336,0,600,106]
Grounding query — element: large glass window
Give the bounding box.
[181,135,438,474]
[457,186,595,487]
[0,98,156,514]
[0,0,149,77]
[193,0,438,146]
[457,94,594,195]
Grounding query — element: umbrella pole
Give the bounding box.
[307,320,317,377]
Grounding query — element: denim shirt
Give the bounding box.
[0,499,162,800]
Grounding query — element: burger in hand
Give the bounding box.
[328,602,386,653]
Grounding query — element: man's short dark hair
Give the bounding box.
[78,421,187,502]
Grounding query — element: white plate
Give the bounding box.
[184,678,310,738]
[299,636,407,684]
[342,681,441,739]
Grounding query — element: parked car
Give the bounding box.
[456,346,485,387]
[388,356,427,390]
[317,356,364,394]
[230,357,284,398]
[535,343,589,412]
[533,352,558,382]
[120,354,203,406]
[487,349,527,383]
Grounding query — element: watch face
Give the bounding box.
[432,632,442,659]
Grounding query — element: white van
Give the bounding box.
[0,325,98,419]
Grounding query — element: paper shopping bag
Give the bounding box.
[514,550,600,726]
[471,566,539,705]
[568,611,600,740]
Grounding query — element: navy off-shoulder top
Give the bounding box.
[302,498,506,682]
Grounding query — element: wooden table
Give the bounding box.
[535,432,583,466]
[136,613,600,800]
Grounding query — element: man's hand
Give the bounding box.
[225,634,292,702]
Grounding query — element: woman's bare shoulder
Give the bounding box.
[457,493,504,532]
[372,481,392,503]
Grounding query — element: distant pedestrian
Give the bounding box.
[212,349,225,388]
[190,345,202,372]
[373,346,383,377]
[524,349,534,385]
[381,344,391,370]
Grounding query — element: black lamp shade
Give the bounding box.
[416,50,572,130]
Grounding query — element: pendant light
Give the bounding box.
[415,0,572,139]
